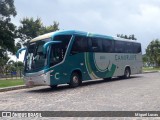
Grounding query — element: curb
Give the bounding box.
[0,85,31,92]
[142,71,159,74]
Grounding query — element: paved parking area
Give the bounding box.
[0,72,160,112]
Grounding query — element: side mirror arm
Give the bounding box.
[16,48,27,58]
[43,41,61,54]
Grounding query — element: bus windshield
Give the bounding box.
[25,38,50,72]
[25,35,72,72]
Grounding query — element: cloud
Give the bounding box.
[12,0,160,55]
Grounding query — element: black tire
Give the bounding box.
[124,68,131,79]
[69,72,81,88]
[103,77,112,81]
[50,85,58,89]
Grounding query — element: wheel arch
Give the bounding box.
[124,65,131,74]
[70,69,83,80]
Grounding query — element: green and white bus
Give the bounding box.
[16,30,142,88]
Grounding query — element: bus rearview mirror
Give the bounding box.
[43,41,62,54]
[16,48,27,59]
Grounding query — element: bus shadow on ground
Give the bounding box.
[28,75,142,93]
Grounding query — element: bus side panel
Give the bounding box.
[113,53,142,76]
[50,64,70,85]
[49,53,91,85]
[50,52,142,85]
[67,53,91,81]
[84,52,116,80]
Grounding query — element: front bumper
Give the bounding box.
[23,71,50,86]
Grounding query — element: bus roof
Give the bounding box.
[30,32,55,42]
[30,30,140,43]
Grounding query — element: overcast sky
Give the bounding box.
[11,0,160,61]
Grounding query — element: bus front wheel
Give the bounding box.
[69,72,81,88]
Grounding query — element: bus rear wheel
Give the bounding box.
[124,67,131,79]
[69,72,81,88]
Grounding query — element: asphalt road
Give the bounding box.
[0,72,160,112]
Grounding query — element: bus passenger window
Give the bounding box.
[103,39,114,53]
[115,41,125,53]
[71,36,88,54]
[125,42,133,53]
[89,38,102,52]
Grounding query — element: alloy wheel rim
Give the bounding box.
[126,70,130,77]
[73,76,79,84]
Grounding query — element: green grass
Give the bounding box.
[0,79,24,88]
[143,67,160,72]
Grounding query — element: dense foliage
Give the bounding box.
[0,0,60,77]
[16,17,59,45]
[0,0,17,75]
[146,39,160,67]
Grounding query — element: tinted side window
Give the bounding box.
[89,37,103,52]
[133,43,141,53]
[54,35,71,45]
[103,39,114,53]
[125,42,133,53]
[115,41,125,53]
[71,36,88,53]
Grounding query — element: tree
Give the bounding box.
[16,17,59,45]
[5,60,24,77]
[13,61,24,77]
[15,42,22,51]
[40,21,59,35]
[0,0,17,54]
[146,39,160,67]
[131,34,137,40]
[0,51,9,74]
[142,54,150,67]
[124,35,128,39]
[117,34,137,40]
[0,0,17,76]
